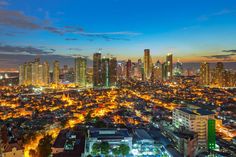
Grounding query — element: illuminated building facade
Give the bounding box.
[200,62,210,85]
[173,108,215,150]
[166,53,173,81]
[53,60,60,84]
[174,60,183,76]
[126,59,132,79]
[144,49,152,80]
[109,57,117,86]
[75,56,87,87]
[153,60,162,81]
[132,59,143,80]
[162,62,167,81]
[101,57,110,87]
[19,59,50,86]
[93,53,102,87]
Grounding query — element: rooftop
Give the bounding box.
[133,129,153,141]
[177,108,214,116]
[89,128,131,140]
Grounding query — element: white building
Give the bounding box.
[173,108,215,150]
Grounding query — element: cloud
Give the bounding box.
[78,31,141,36]
[0,10,43,29]
[222,49,236,53]
[65,38,78,41]
[202,53,236,60]
[0,0,9,6]
[0,44,55,55]
[68,48,83,51]
[0,9,140,40]
[76,31,138,41]
[198,9,235,21]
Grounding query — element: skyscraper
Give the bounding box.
[19,59,50,86]
[200,62,210,85]
[19,64,25,85]
[126,59,132,79]
[144,49,152,80]
[174,60,183,76]
[215,62,224,86]
[43,61,50,85]
[101,57,110,87]
[153,60,162,81]
[162,62,168,81]
[166,53,173,81]
[109,57,117,86]
[75,56,87,87]
[53,60,60,84]
[93,53,102,87]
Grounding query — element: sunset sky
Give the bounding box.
[0,0,236,69]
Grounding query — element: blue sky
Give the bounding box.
[0,0,236,67]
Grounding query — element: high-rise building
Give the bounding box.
[19,59,50,86]
[153,60,162,81]
[144,49,152,80]
[162,62,168,81]
[126,59,132,79]
[42,61,50,85]
[31,58,40,85]
[174,60,183,76]
[75,56,87,87]
[117,62,126,80]
[19,64,25,85]
[132,59,142,80]
[101,57,110,87]
[53,60,60,84]
[166,53,173,81]
[93,53,102,87]
[214,62,224,86]
[200,62,210,85]
[109,57,117,86]
[173,108,215,150]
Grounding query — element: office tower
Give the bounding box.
[173,108,215,150]
[109,57,117,86]
[174,60,183,76]
[93,53,102,87]
[43,61,50,85]
[117,62,126,80]
[126,59,132,79]
[38,64,43,85]
[75,56,87,87]
[162,62,167,81]
[166,53,173,81]
[153,60,162,81]
[144,49,152,80]
[31,58,40,85]
[133,60,142,80]
[215,62,224,86]
[19,65,25,85]
[26,62,33,85]
[200,62,210,85]
[53,60,60,84]
[101,57,110,87]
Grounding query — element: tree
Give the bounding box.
[37,134,53,157]
[112,147,121,156]
[92,143,101,155]
[119,144,130,156]
[101,142,110,155]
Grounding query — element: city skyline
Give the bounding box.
[0,0,236,70]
